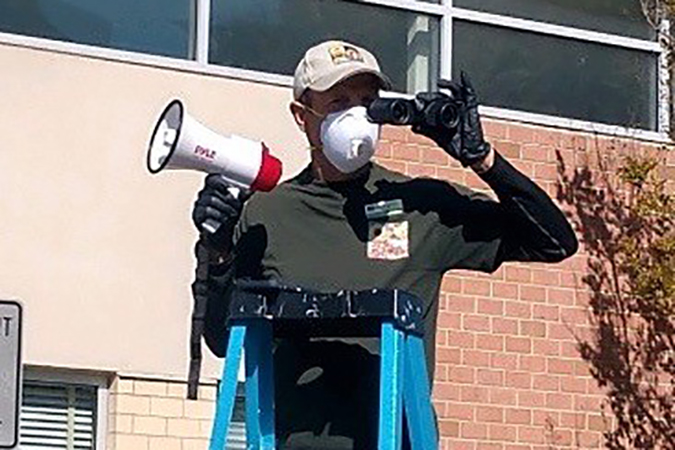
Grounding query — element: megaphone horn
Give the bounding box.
[147,99,282,192]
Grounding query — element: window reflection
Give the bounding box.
[453,21,658,130]
[209,0,440,93]
[454,0,654,40]
[0,0,190,58]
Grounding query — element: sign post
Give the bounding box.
[0,301,22,449]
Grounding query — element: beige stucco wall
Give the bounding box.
[0,39,309,379]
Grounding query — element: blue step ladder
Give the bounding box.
[208,287,438,450]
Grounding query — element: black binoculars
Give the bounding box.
[367,81,462,131]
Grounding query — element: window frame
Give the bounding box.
[21,366,110,450]
[351,0,669,136]
[446,3,669,137]
[0,0,669,141]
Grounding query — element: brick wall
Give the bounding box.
[107,376,216,450]
[376,120,662,449]
[105,120,664,450]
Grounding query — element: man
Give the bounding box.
[192,40,578,449]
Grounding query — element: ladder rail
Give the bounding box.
[244,321,276,449]
[208,289,437,449]
[210,325,246,450]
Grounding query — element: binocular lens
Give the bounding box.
[367,95,460,131]
[438,103,460,130]
[367,98,416,125]
[390,101,414,124]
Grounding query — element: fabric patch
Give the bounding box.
[328,44,364,65]
[367,221,409,260]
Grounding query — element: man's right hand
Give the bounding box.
[192,174,246,253]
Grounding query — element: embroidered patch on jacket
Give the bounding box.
[367,220,409,260]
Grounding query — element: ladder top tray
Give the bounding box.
[228,283,425,338]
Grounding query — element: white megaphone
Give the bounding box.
[147,99,283,192]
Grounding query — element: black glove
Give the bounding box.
[412,71,491,167]
[192,174,247,253]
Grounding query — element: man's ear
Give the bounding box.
[290,101,307,131]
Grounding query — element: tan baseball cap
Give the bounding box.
[293,40,392,101]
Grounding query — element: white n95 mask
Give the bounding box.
[319,106,380,173]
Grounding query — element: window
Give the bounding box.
[0,0,665,132]
[225,383,247,450]
[209,0,440,93]
[450,1,662,131]
[0,0,190,58]
[452,21,658,130]
[19,370,108,450]
[453,0,654,40]
[206,0,662,131]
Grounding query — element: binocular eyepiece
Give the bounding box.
[367,95,462,131]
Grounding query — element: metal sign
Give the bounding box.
[0,301,22,449]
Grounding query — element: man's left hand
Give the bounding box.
[413,71,492,171]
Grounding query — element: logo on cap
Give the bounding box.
[328,44,364,65]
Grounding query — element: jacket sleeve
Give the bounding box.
[483,151,578,266]
[438,151,578,272]
[201,260,236,358]
[201,202,265,357]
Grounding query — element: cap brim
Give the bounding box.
[312,64,392,93]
